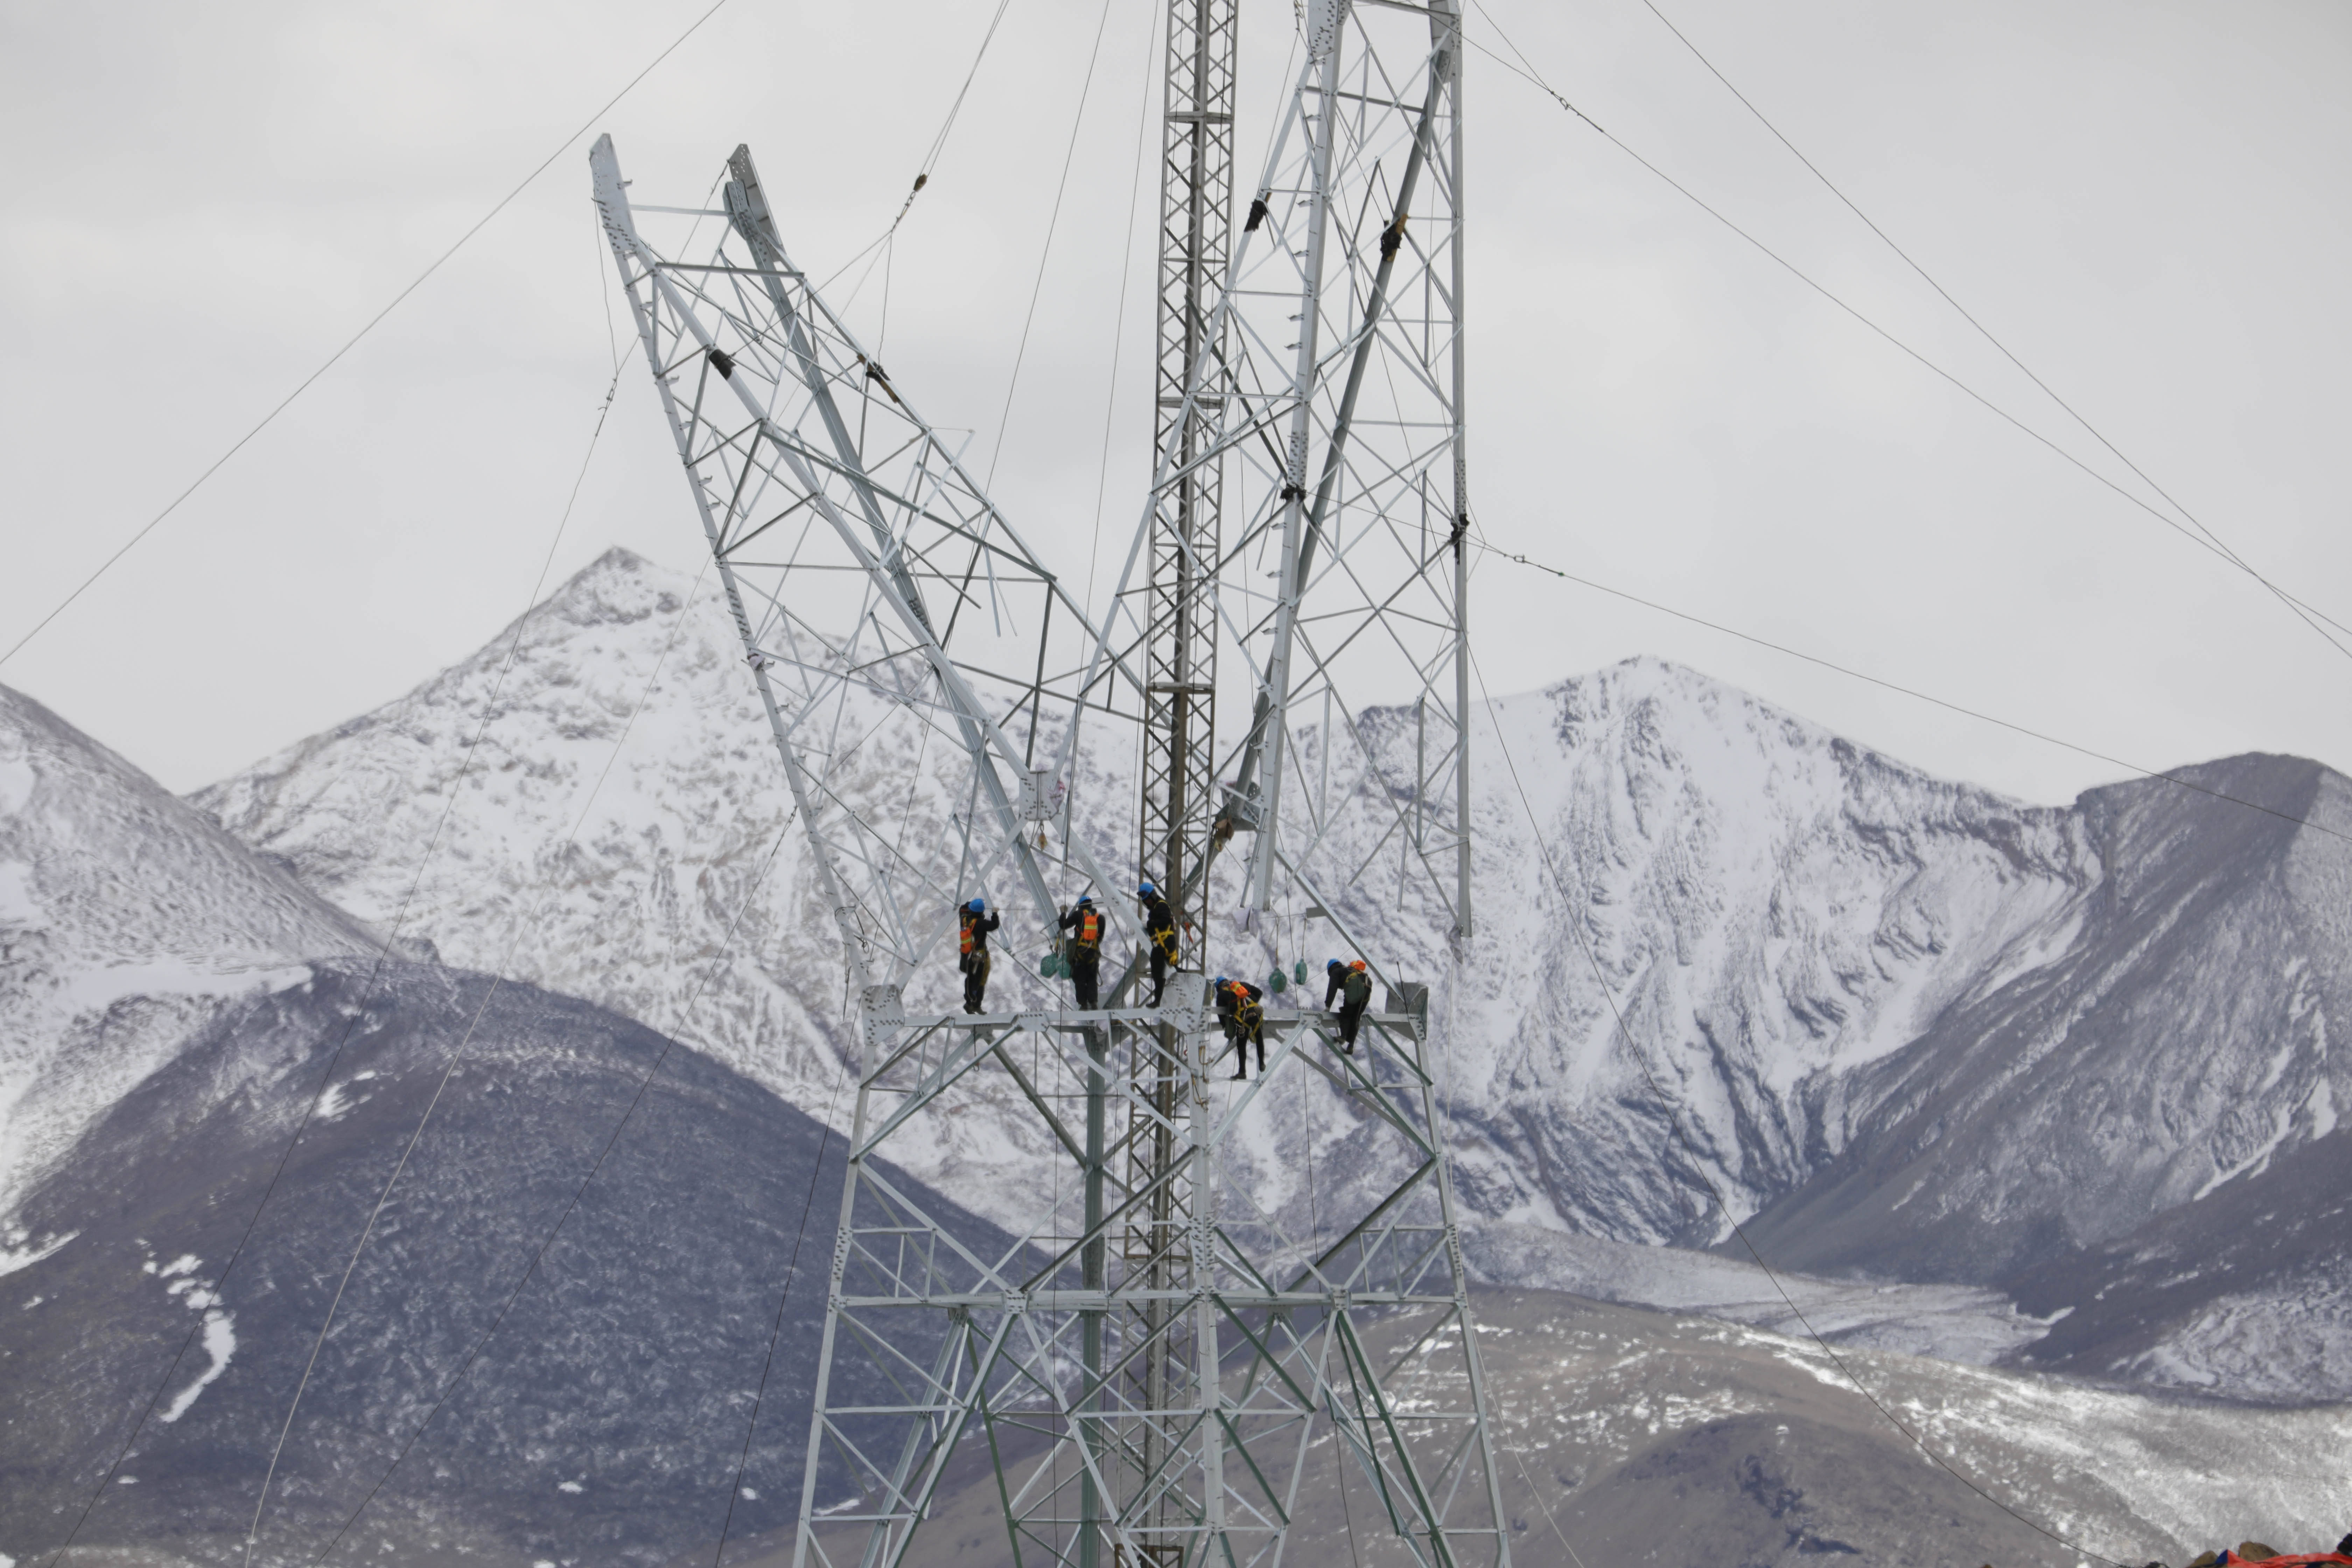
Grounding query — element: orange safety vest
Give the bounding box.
[960,916,978,956]
[1073,909,1103,948]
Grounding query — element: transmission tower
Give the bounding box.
[589,0,1506,1559]
[1143,0,1235,967]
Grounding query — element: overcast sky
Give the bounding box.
[4,0,2348,805]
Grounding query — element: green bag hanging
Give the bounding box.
[1267,967,1288,994]
[1293,959,1308,985]
[1041,951,1065,979]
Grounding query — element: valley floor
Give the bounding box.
[709,1287,2352,1568]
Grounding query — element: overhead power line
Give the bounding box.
[1468,530,2352,851]
[1459,3,2352,667]
[242,560,717,1568]
[44,353,630,1568]
[0,0,743,676]
[1627,0,2352,659]
[305,809,801,1568]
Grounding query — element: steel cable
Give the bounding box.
[1459,3,2352,667]
[0,0,742,674]
[983,0,1124,490]
[41,356,626,1568]
[1467,530,2352,851]
[241,558,716,1568]
[304,807,798,1567]
[1628,0,2352,653]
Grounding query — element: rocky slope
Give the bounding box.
[0,684,376,1216]
[0,963,1015,1568]
[807,1287,2352,1568]
[189,550,2105,1233]
[0,682,1020,1567]
[2,602,2347,1563]
[188,547,2352,1399]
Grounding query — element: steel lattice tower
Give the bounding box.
[591,3,1506,1562]
[1142,0,1235,962]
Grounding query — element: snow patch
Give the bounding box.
[0,750,32,815]
[0,862,41,927]
[64,958,314,1015]
[2307,1077,2338,1140]
[157,1310,236,1423]
[1464,1222,2047,1365]
[0,1230,74,1278]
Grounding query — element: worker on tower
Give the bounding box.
[1057,894,1105,1009]
[1213,975,1266,1080]
[1138,882,1178,1007]
[1325,958,1373,1053]
[958,897,1000,1015]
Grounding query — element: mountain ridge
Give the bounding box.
[0,682,377,1216]
[182,545,2352,1398]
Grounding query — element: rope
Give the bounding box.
[1629,0,2352,659]
[0,0,742,675]
[709,1030,855,1567]
[1082,0,1164,624]
[306,596,939,1561]
[1463,642,2129,1568]
[242,559,716,1568]
[42,347,626,1568]
[1466,529,2352,851]
[1501,1442,1592,1568]
[1428,923,1593,1568]
[984,0,1124,490]
[304,808,798,1566]
[1456,3,2352,668]
[913,0,1018,202]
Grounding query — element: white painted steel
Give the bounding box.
[590,0,1506,1549]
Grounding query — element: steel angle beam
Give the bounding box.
[593,136,1141,1000]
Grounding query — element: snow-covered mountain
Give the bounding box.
[0,685,376,1216]
[0,679,1019,1568]
[4,586,2349,1564]
[0,958,1021,1568]
[187,550,2077,1223]
[191,547,2352,1398]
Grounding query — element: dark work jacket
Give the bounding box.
[959,909,1001,954]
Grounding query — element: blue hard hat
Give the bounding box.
[1077,894,1093,905]
[966,898,985,912]
[1327,958,1344,970]
[1138,882,1156,895]
[1213,975,1227,986]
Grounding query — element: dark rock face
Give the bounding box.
[0,962,1012,1568]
